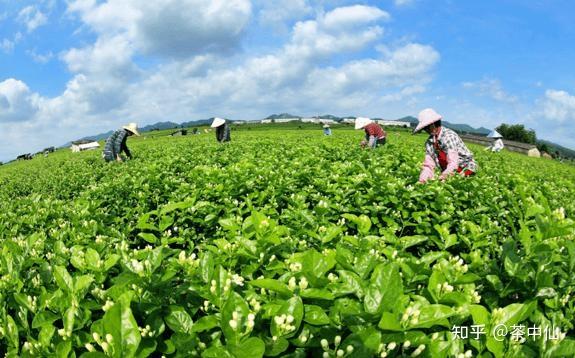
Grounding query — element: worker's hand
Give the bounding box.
[116,156,123,162]
[360,140,367,148]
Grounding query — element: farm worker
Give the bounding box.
[414,108,477,183]
[211,117,231,142]
[484,130,504,152]
[102,123,140,162]
[355,117,386,148]
[323,124,332,136]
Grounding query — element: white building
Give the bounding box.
[376,120,411,128]
[71,141,100,152]
[260,119,272,124]
[301,118,321,124]
[274,118,300,123]
[341,118,355,124]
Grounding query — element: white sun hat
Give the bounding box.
[211,117,226,128]
[487,130,502,138]
[122,123,140,136]
[323,124,330,128]
[354,117,372,130]
[413,108,442,134]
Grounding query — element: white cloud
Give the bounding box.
[17,6,48,32]
[462,78,517,103]
[540,89,575,123]
[257,0,312,31]
[27,49,54,63]
[288,5,388,59]
[67,0,252,58]
[0,79,40,123]
[395,0,415,6]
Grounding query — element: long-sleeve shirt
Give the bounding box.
[364,122,386,148]
[103,129,131,161]
[216,123,231,142]
[419,127,477,182]
[492,138,504,152]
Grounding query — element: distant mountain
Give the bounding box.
[140,121,181,132]
[443,122,491,135]
[265,113,301,120]
[539,140,575,159]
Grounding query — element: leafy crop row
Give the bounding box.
[0,130,574,357]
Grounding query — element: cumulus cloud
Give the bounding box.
[462,78,517,103]
[0,79,40,123]
[67,0,252,58]
[540,89,575,123]
[17,6,48,32]
[257,0,312,31]
[288,5,389,59]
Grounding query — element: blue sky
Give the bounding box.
[1,0,575,161]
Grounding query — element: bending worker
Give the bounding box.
[355,117,386,148]
[102,122,140,162]
[485,130,504,152]
[413,108,477,183]
[211,117,231,142]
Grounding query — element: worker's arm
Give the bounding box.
[419,143,437,183]
[439,150,460,180]
[120,133,132,159]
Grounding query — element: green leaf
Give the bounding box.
[492,301,536,328]
[86,248,101,270]
[32,310,59,329]
[398,235,428,249]
[321,226,343,243]
[300,288,335,300]
[222,292,250,345]
[300,249,336,279]
[303,305,330,325]
[56,340,72,358]
[411,304,455,329]
[192,315,219,333]
[229,337,265,358]
[135,338,157,358]
[165,305,194,334]
[378,312,403,331]
[6,314,19,347]
[250,279,292,296]
[54,265,74,292]
[200,251,215,283]
[138,233,157,244]
[364,263,403,315]
[102,292,141,358]
[75,274,94,294]
[264,336,289,357]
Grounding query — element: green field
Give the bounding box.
[0,128,574,357]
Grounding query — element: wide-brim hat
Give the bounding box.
[123,123,140,136]
[323,124,330,128]
[487,130,502,138]
[355,117,372,130]
[413,108,442,134]
[211,117,226,128]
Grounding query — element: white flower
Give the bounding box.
[387,342,397,350]
[229,319,238,330]
[299,277,309,290]
[321,338,329,349]
[288,277,297,290]
[334,335,341,345]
